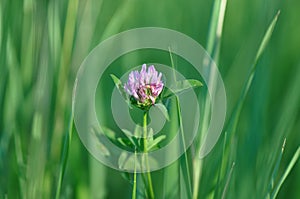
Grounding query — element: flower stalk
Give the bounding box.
[132,150,137,199]
[143,111,155,199]
[122,64,163,199]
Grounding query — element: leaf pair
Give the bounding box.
[120,128,166,152]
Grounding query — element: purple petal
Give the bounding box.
[124,64,164,106]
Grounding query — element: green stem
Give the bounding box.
[143,112,155,199]
[132,150,137,199]
[192,158,202,199]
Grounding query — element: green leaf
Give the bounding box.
[163,79,203,99]
[117,137,134,149]
[118,152,140,170]
[122,128,134,138]
[147,128,154,142]
[172,79,203,92]
[271,147,300,199]
[118,152,129,169]
[110,74,132,108]
[95,142,110,157]
[110,74,122,89]
[133,125,143,137]
[154,103,170,121]
[93,126,124,151]
[121,129,139,148]
[101,126,117,141]
[147,135,166,151]
[121,172,132,182]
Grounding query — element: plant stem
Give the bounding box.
[143,111,155,199]
[132,150,137,199]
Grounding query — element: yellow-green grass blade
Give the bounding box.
[169,47,193,199]
[226,10,280,139]
[55,112,74,199]
[265,139,286,199]
[194,0,228,198]
[271,147,300,199]
[221,162,235,199]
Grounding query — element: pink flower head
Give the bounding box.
[124,64,164,109]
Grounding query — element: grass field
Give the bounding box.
[0,0,299,198]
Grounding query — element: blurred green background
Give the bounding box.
[0,0,299,198]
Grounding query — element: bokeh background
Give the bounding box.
[0,0,299,198]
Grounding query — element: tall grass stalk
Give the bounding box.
[221,162,235,199]
[168,47,193,199]
[193,0,227,198]
[219,10,280,199]
[55,112,74,199]
[214,131,228,199]
[51,0,78,162]
[271,147,300,199]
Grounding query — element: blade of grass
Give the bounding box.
[21,0,35,89]
[51,0,78,163]
[162,162,180,199]
[26,111,47,199]
[226,10,280,137]
[264,61,300,199]
[13,129,26,197]
[55,91,75,199]
[206,0,227,61]
[73,1,133,198]
[218,10,280,199]
[162,90,180,199]
[265,138,286,199]
[169,47,193,199]
[89,156,107,199]
[270,63,300,151]
[214,131,228,199]
[194,0,228,198]
[0,1,2,51]
[25,31,52,198]
[47,0,62,70]
[271,147,300,199]
[2,31,23,197]
[221,162,235,199]
[100,1,133,41]
[71,0,103,71]
[55,115,74,199]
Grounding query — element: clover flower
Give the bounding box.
[124,64,164,109]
